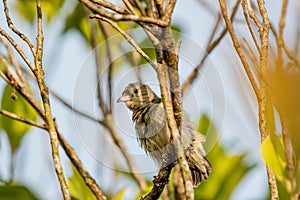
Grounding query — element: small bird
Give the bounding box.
[117,82,212,186]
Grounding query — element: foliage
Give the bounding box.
[14,0,65,23]
[195,115,255,199]
[68,164,96,200]
[0,84,38,153]
[0,185,38,200]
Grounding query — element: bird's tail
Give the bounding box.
[186,134,212,187]
[189,156,212,187]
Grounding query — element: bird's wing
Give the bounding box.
[147,103,167,137]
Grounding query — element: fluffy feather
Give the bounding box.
[117,82,212,186]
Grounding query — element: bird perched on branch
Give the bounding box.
[117,82,212,186]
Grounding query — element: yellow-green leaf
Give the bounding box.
[14,0,65,23]
[0,185,38,200]
[1,84,39,153]
[261,136,286,181]
[113,188,126,200]
[195,114,255,199]
[68,164,96,200]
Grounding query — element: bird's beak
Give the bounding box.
[117,95,131,103]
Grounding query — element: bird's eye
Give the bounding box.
[133,88,138,94]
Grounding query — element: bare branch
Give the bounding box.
[0,29,35,71]
[0,35,26,85]
[101,116,147,190]
[90,15,157,71]
[56,127,107,200]
[256,0,279,198]
[157,61,193,200]
[122,0,137,14]
[182,0,240,95]
[2,0,36,56]
[91,0,128,14]
[89,17,109,114]
[276,0,289,68]
[34,1,70,199]
[80,0,168,26]
[241,0,260,53]
[246,0,263,33]
[143,163,174,200]
[0,109,47,130]
[132,0,147,16]
[162,0,177,24]
[218,0,259,99]
[51,91,106,125]
[98,21,114,113]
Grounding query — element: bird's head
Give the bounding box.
[117,82,161,111]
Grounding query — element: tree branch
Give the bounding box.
[256,0,279,198]
[0,109,47,130]
[182,0,240,95]
[157,61,194,200]
[0,28,35,71]
[2,0,36,56]
[90,15,157,71]
[33,1,70,199]
[79,0,168,27]
[218,0,259,99]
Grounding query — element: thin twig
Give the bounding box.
[157,62,194,200]
[122,0,137,15]
[246,0,263,33]
[276,0,288,69]
[101,116,147,190]
[173,165,185,200]
[2,0,36,56]
[182,0,240,95]
[218,0,260,108]
[256,0,279,198]
[143,163,174,200]
[241,0,260,53]
[34,1,70,199]
[98,21,114,113]
[206,13,222,46]
[0,29,106,199]
[89,17,109,114]
[0,29,35,71]
[52,90,147,190]
[132,0,147,16]
[162,0,177,25]
[56,127,107,200]
[0,109,47,130]
[0,32,26,85]
[51,91,106,125]
[80,0,168,27]
[90,14,157,71]
[91,0,128,14]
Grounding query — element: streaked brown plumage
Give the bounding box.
[117,82,212,186]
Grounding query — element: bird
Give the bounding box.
[117,82,212,186]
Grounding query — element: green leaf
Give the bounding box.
[0,57,8,75]
[63,3,92,43]
[113,188,126,200]
[195,114,255,199]
[68,164,96,200]
[138,38,156,65]
[0,185,38,200]
[265,91,286,169]
[171,25,182,41]
[14,0,65,23]
[0,84,38,153]
[261,135,286,181]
